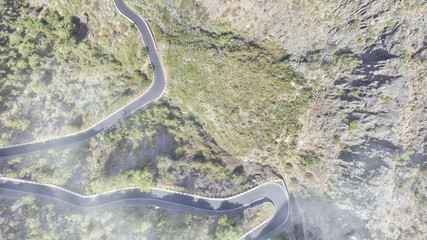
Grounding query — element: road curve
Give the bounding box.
[0,0,166,160]
[0,177,293,240]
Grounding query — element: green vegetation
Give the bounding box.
[216,215,242,240]
[333,53,362,71]
[161,18,313,164]
[350,19,361,30]
[297,150,320,172]
[3,118,31,132]
[333,135,341,144]
[155,213,214,240]
[381,95,391,102]
[0,2,151,146]
[366,37,375,47]
[398,148,415,162]
[349,120,358,131]
[400,50,412,63]
[352,88,360,96]
[54,22,76,56]
[365,29,376,47]
[243,202,274,231]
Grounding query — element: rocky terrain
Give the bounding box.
[198,0,426,239]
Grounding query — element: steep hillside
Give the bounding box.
[198,0,426,239]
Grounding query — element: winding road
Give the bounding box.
[0,0,294,239]
[0,0,166,160]
[0,177,293,240]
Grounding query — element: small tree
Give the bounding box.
[56,21,73,39]
[54,37,76,56]
[216,215,241,240]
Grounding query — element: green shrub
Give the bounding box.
[366,37,375,47]
[67,125,80,134]
[298,150,320,172]
[334,53,362,71]
[216,215,241,240]
[333,135,340,144]
[349,120,358,130]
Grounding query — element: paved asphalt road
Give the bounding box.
[0,0,294,239]
[0,178,292,240]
